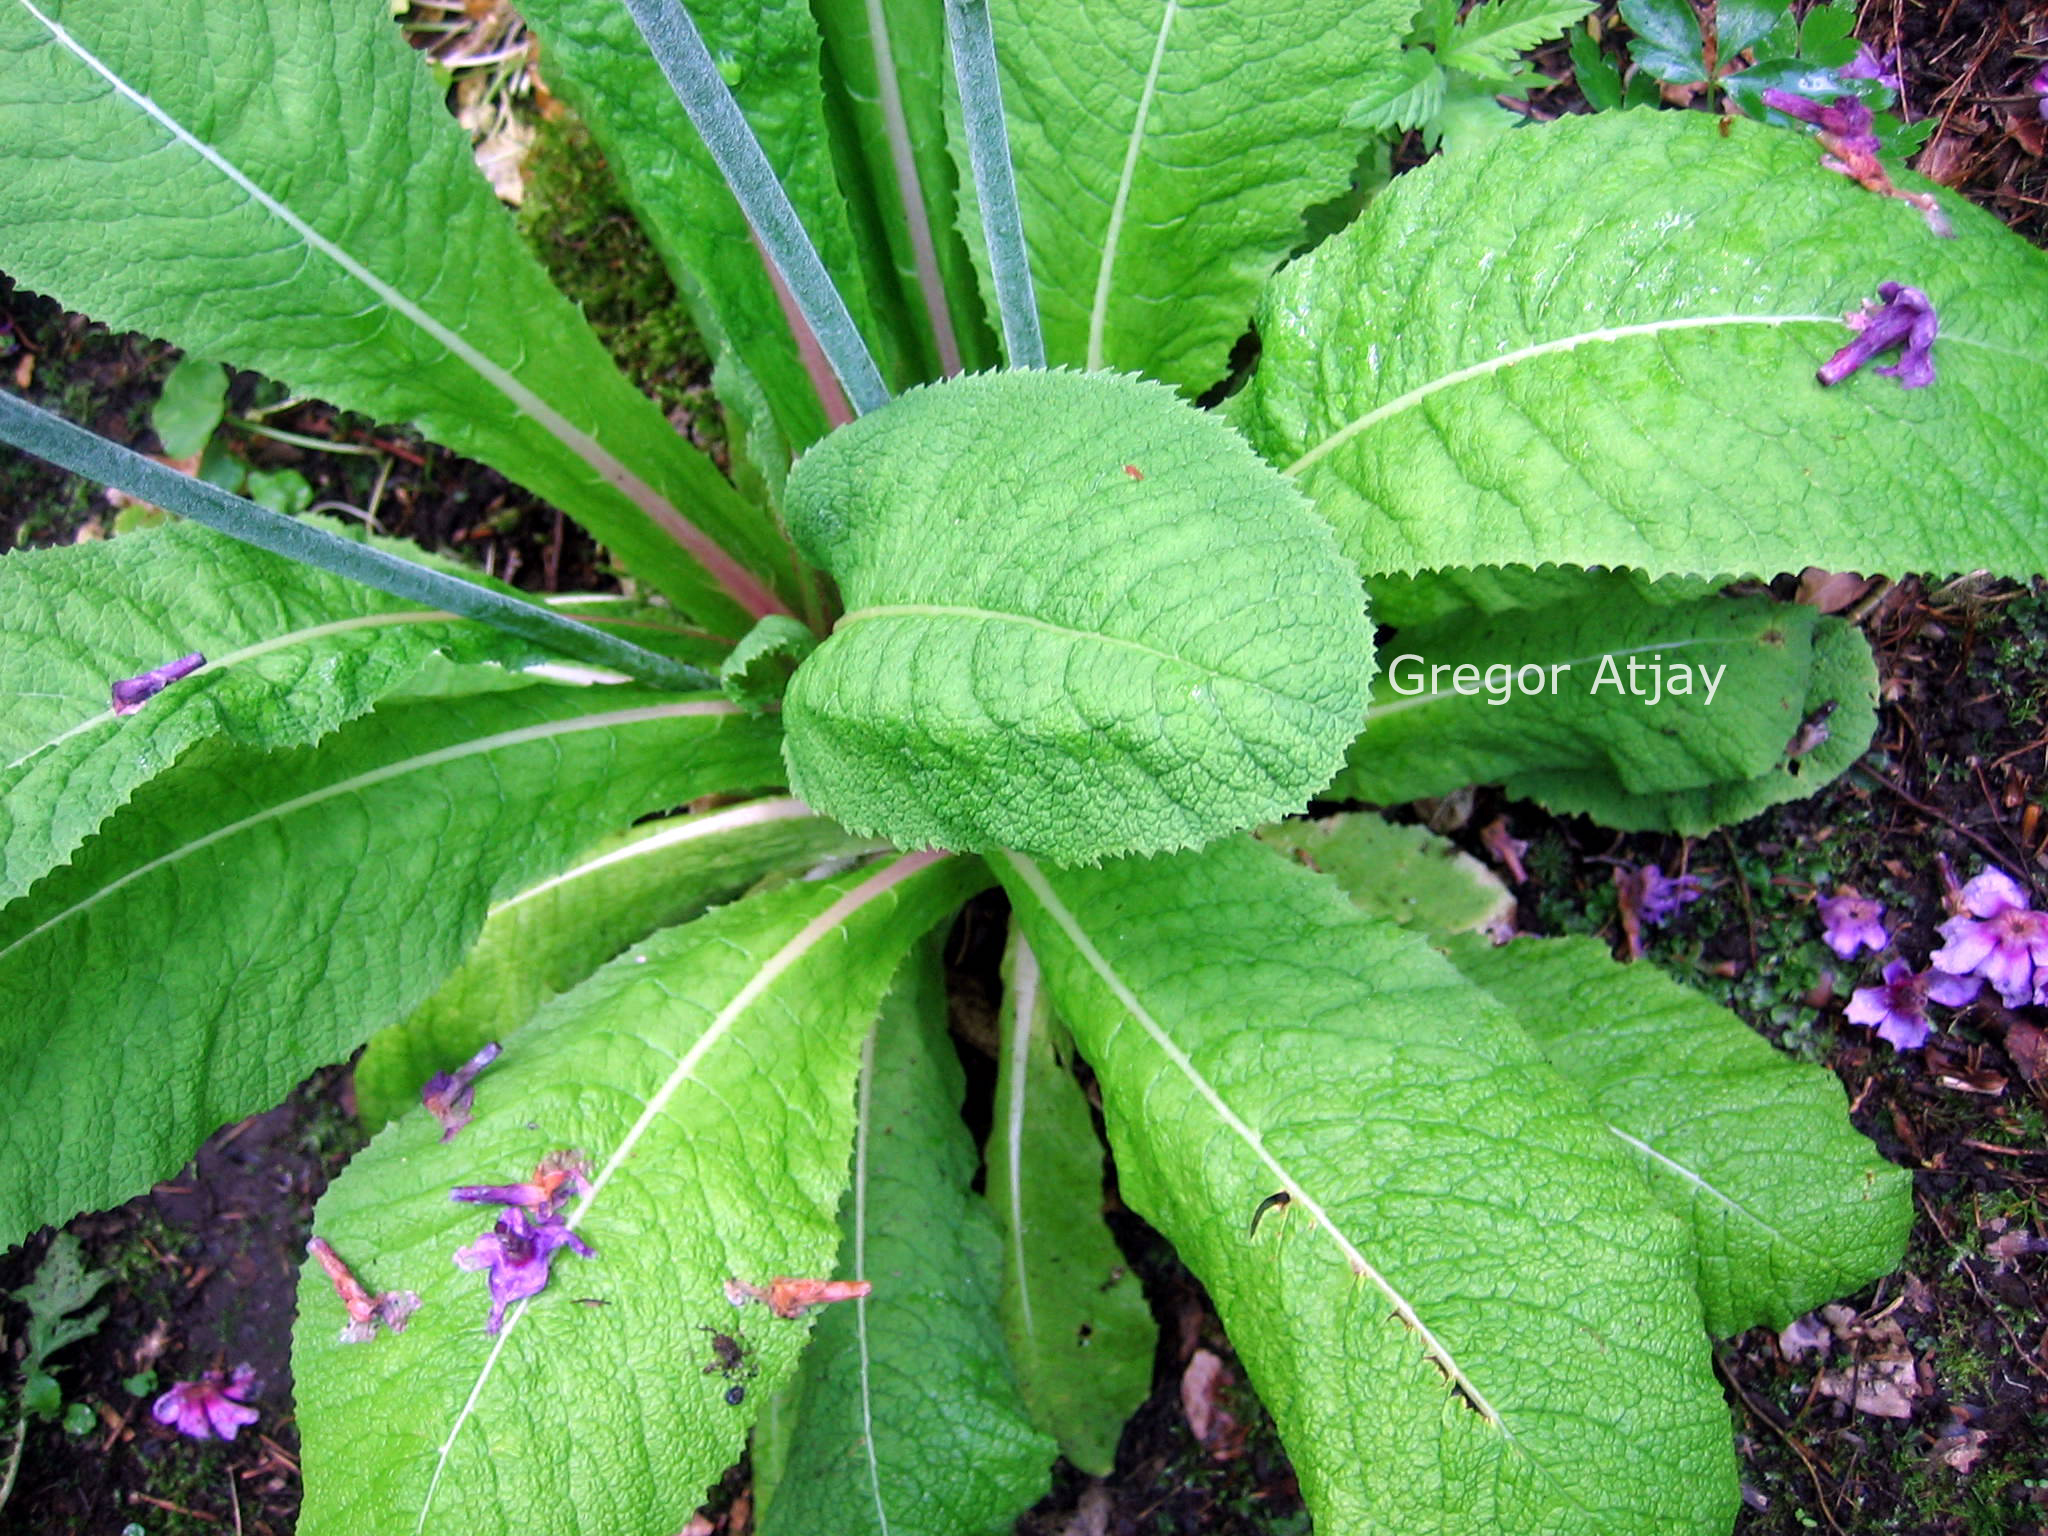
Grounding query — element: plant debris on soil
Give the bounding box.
[4,1,2048,1533]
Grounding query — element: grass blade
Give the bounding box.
[0,391,718,693]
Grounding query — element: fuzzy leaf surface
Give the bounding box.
[992,839,1736,1536]
[760,945,1055,1536]
[985,927,1154,1475]
[520,0,889,446]
[985,0,1413,392]
[0,686,783,1248]
[354,799,886,1129]
[0,0,786,629]
[294,854,986,1536]
[0,521,547,907]
[1236,111,2048,582]
[1254,814,1513,936]
[782,370,1373,862]
[1441,935,1911,1336]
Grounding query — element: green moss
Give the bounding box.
[515,113,718,437]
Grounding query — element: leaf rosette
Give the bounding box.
[780,369,1374,863]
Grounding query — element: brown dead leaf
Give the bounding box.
[1815,1353,1923,1419]
[1058,1484,1113,1536]
[1180,1348,1245,1461]
[1778,1313,1832,1360]
[1796,568,1875,614]
[1926,1046,2007,1096]
[11,351,31,390]
[1916,129,1979,187]
[1935,1426,1992,1474]
[2002,1018,2045,1085]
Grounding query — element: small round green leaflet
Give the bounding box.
[781,370,1373,863]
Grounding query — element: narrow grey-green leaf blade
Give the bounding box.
[1441,934,1911,1336]
[993,839,1737,1536]
[294,853,987,1536]
[520,0,890,447]
[353,797,887,1129]
[760,944,1056,1536]
[0,0,787,628]
[0,521,542,906]
[1342,581,1821,804]
[986,927,1154,1475]
[987,0,1413,392]
[782,370,1374,862]
[1238,111,2048,581]
[0,685,783,1248]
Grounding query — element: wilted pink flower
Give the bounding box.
[422,1041,501,1141]
[451,1149,590,1215]
[1819,283,1938,389]
[152,1364,259,1441]
[455,1207,594,1334]
[1840,44,1902,92]
[111,652,205,715]
[1636,865,1702,924]
[1818,889,1889,959]
[1762,90,1881,158]
[307,1237,420,1344]
[1845,959,1978,1050]
[1931,868,2048,1007]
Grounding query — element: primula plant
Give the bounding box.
[1,0,2046,1532]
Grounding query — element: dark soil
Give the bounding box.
[4,2,2047,1534]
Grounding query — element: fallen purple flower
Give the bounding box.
[1840,44,1902,92]
[308,1236,421,1344]
[1845,959,1957,1051]
[1636,865,1702,924]
[2034,64,2048,121]
[451,1149,590,1217]
[1819,283,1938,389]
[111,651,205,715]
[152,1364,259,1441]
[1761,90,1880,158]
[1818,888,1889,959]
[421,1041,501,1142]
[1930,867,2048,1007]
[455,1206,594,1334]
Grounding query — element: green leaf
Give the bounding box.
[1337,581,1824,806]
[1439,0,1597,79]
[20,1372,60,1421]
[993,839,1737,1535]
[780,370,1374,863]
[1617,0,1705,82]
[983,0,1415,393]
[1343,49,1447,133]
[0,0,789,630]
[0,685,784,1248]
[759,943,1056,1536]
[60,1400,96,1436]
[1794,0,1859,67]
[721,614,818,713]
[1510,613,1878,833]
[521,0,891,446]
[1569,24,1623,111]
[1440,935,1911,1336]
[1713,0,1787,62]
[354,798,886,1129]
[1237,111,2048,584]
[985,926,1154,1475]
[150,356,226,460]
[293,853,988,1536]
[1254,813,1514,937]
[0,520,547,908]
[12,1233,110,1368]
[811,0,998,378]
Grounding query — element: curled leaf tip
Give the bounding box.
[1819,283,1938,389]
[111,651,205,714]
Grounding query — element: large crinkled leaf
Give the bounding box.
[781,370,1374,862]
[353,798,887,1129]
[811,0,996,380]
[759,943,1056,1536]
[293,852,987,1536]
[985,926,1154,1476]
[1235,111,2048,581]
[1255,814,1514,937]
[992,838,1737,1536]
[0,0,789,630]
[1440,935,1911,1336]
[0,521,547,907]
[1512,614,1879,833]
[520,0,889,449]
[0,685,783,1248]
[1335,579,1878,833]
[983,0,1412,393]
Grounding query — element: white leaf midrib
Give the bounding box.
[853,1020,891,1536]
[1003,935,1041,1347]
[996,851,1509,1433]
[1087,0,1179,371]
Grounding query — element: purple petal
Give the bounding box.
[1925,970,1982,1008]
[151,1367,259,1442]
[1818,283,1938,390]
[422,1042,501,1142]
[1840,45,1902,92]
[1960,868,2028,918]
[1875,1010,1931,1051]
[1818,891,1889,959]
[110,652,206,715]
